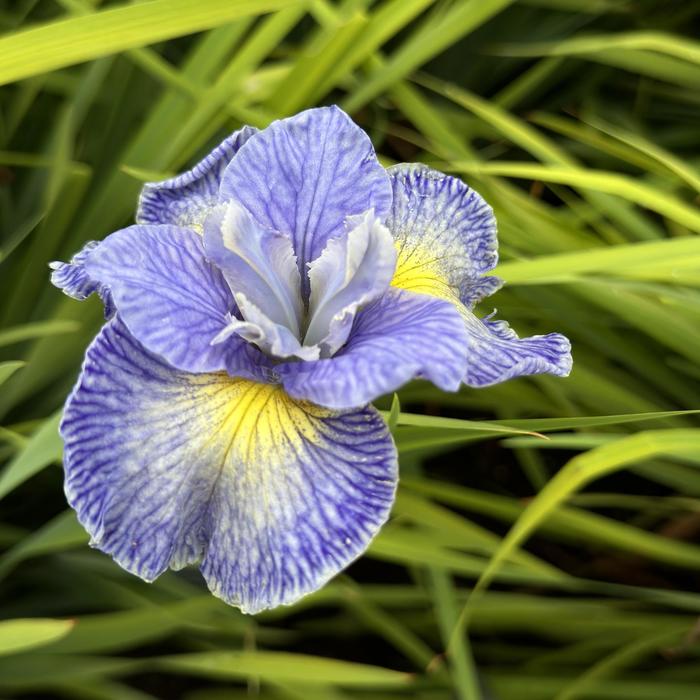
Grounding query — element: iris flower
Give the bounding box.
[51,106,571,613]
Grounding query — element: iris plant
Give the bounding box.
[51,106,571,613]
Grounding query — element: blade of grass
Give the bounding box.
[342,0,515,112]
[0,0,306,86]
[0,411,62,500]
[428,568,482,700]
[157,651,412,687]
[447,161,700,234]
[450,429,700,647]
[0,619,75,657]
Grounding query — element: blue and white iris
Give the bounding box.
[51,106,572,613]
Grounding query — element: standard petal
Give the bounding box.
[219,106,392,296]
[304,210,396,355]
[218,294,320,362]
[387,163,501,309]
[62,318,397,613]
[277,288,469,409]
[84,224,270,379]
[463,314,572,387]
[50,241,115,317]
[136,126,257,229]
[203,200,303,336]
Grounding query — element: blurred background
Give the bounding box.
[1,0,700,698]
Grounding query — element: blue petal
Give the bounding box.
[387,163,501,309]
[219,106,392,297]
[136,126,257,229]
[463,314,572,386]
[62,318,397,613]
[214,295,320,362]
[460,275,505,308]
[203,201,304,339]
[304,210,396,355]
[50,241,115,317]
[278,288,469,409]
[84,224,270,379]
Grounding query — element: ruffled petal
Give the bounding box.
[387,163,501,309]
[84,224,270,379]
[136,126,257,229]
[304,210,396,355]
[203,200,303,336]
[277,288,469,409]
[219,106,392,297]
[216,295,320,362]
[463,314,572,387]
[62,318,397,613]
[50,241,115,317]
[387,164,572,385]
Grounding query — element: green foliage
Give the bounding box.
[1,0,699,698]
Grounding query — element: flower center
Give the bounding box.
[204,201,397,362]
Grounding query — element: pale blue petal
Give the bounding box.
[278,288,469,409]
[49,241,115,317]
[62,318,397,613]
[464,314,572,386]
[304,210,396,355]
[219,106,392,298]
[84,224,270,380]
[203,200,303,336]
[387,163,500,309]
[136,126,257,229]
[217,295,320,362]
[201,392,397,614]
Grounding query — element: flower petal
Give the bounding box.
[304,210,396,355]
[219,106,392,297]
[50,241,115,317]
[387,164,572,385]
[84,224,270,379]
[136,126,257,229]
[463,314,572,387]
[387,163,501,309]
[216,294,320,362]
[203,200,303,336]
[278,288,469,409]
[62,318,397,613]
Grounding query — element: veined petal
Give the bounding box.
[219,106,392,298]
[49,241,114,317]
[136,126,257,229]
[387,164,572,385]
[84,224,270,380]
[304,210,396,355]
[278,288,469,410]
[387,163,501,309]
[203,201,303,336]
[463,314,572,387]
[62,318,397,613]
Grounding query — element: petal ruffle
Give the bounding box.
[62,318,397,613]
[387,163,501,309]
[215,295,320,362]
[219,106,392,297]
[84,224,270,379]
[463,314,572,387]
[305,210,396,355]
[136,126,257,229]
[277,288,469,409]
[387,164,572,385]
[50,241,115,317]
[203,201,303,337]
